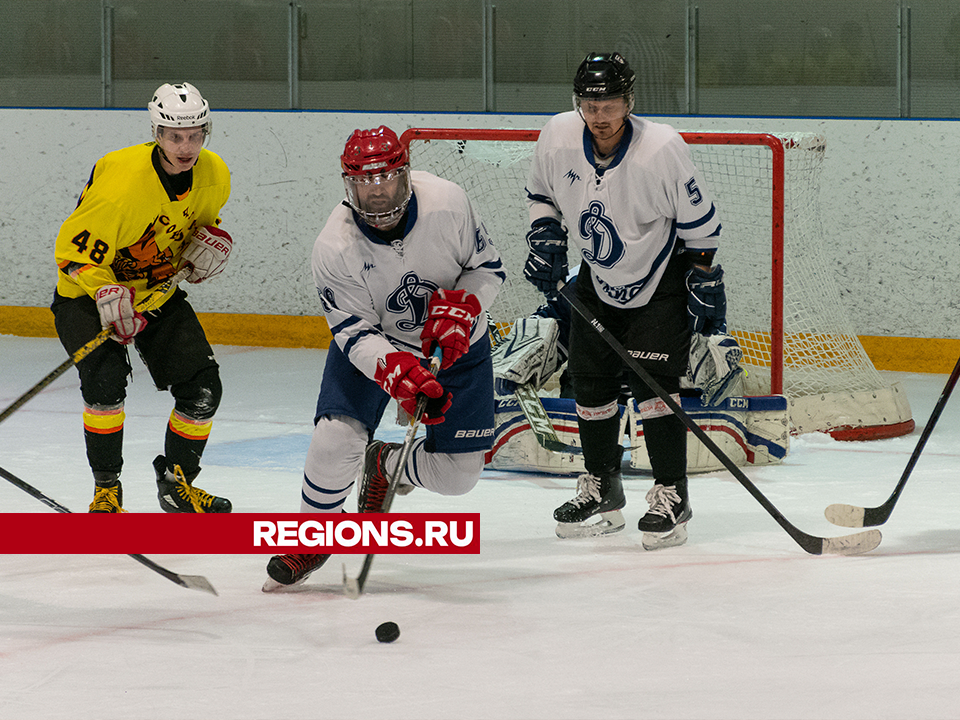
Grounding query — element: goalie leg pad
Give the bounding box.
[492,317,560,395]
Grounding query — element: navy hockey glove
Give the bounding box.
[686,264,727,335]
[523,218,568,298]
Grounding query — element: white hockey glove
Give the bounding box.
[181,225,233,284]
[686,332,745,406]
[491,316,561,395]
[95,284,147,345]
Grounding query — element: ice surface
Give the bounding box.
[1,336,958,720]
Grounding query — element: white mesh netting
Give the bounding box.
[405,128,912,437]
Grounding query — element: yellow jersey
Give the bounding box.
[55,142,231,302]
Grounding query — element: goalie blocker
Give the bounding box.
[485,393,789,475]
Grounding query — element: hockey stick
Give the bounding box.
[0,267,191,427]
[0,463,218,595]
[824,354,960,528]
[343,347,443,599]
[488,315,580,454]
[558,282,881,556]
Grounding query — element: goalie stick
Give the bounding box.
[558,282,881,556]
[0,267,191,426]
[488,316,580,455]
[824,354,960,528]
[0,464,217,595]
[343,348,443,599]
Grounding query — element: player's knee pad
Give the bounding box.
[301,416,368,512]
[305,416,368,489]
[411,448,485,496]
[571,374,621,409]
[628,373,680,404]
[172,366,222,421]
[78,351,131,407]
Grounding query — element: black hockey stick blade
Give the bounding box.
[0,464,218,594]
[558,282,881,556]
[825,354,960,528]
[128,554,218,595]
[343,348,442,598]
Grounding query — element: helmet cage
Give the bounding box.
[149,82,212,146]
[340,126,412,228]
[343,167,412,230]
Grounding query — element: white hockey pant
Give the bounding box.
[300,414,484,513]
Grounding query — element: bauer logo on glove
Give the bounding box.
[181,225,233,283]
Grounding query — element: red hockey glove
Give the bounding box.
[420,288,481,370]
[95,284,147,345]
[375,351,452,425]
[182,225,233,284]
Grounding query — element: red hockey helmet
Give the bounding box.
[341,125,409,176]
[341,126,412,229]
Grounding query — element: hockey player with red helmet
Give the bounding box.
[264,126,504,590]
[52,82,233,514]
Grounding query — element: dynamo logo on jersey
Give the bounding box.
[318,286,336,313]
[387,272,439,332]
[579,201,624,269]
[475,222,491,253]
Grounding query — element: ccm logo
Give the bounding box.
[728,397,748,409]
[455,428,494,439]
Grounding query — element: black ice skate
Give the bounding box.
[262,553,331,592]
[89,473,126,513]
[637,482,692,550]
[358,440,402,513]
[553,472,626,538]
[154,455,232,513]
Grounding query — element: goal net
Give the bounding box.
[400,127,913,441]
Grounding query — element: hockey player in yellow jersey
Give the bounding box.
[52,82,234,514]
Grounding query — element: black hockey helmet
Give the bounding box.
[573,53,636,100]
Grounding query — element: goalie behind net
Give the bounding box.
[401,128,913,441]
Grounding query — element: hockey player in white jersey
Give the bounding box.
[524,52,726,549]
[264,126,504,589]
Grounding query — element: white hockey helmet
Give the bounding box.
[148,82,211,143]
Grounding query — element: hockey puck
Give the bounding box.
[376,621,400,643]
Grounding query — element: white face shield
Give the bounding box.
[573,93,634,120]
[155,124,211,149]
[343,166,412,229]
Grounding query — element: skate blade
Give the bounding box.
[642,522,689,551]
[261,576,308,593]
[556,510,626,539]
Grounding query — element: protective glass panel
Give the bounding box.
[110,0,289,109]
[0,1,100,107]
[697,0,900,117]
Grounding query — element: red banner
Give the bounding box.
[0,513,480,554]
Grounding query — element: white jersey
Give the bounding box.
[313,170,505,381]
[526,112,721,309]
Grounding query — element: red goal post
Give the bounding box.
[400,127,914,440]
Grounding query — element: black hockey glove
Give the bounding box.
[686,264,727,335]
[523,218,568,298]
